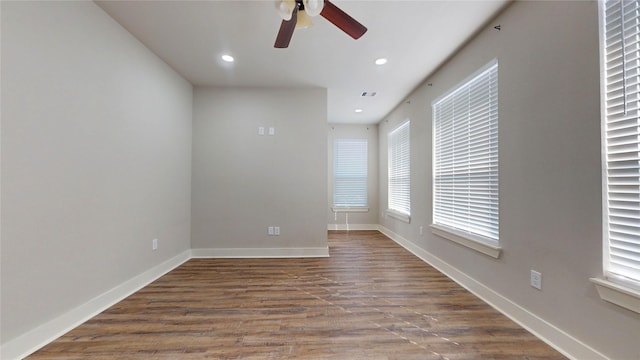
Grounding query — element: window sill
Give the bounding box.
[590,277,640,314]
[332,207,369,213]
[429,224,502,259]
[385,209,410,223]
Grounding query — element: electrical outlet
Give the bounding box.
[268,227,274,235]
[530,270,542,290]
[274,226,280,236]
[152,238,158,251]
[268,127,275,136]
[258,127,265,136]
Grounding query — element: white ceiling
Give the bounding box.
[96,0,510,124]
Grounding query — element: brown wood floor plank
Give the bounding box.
[27,230,565,359]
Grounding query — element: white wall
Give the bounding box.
[327,124,378,229]
[1,0,192,349]
[191,87,328,254]
[378,1,639,359]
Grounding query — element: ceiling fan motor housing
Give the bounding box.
[274,0,367,48]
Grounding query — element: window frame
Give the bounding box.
[332,138,369,211]
[387,120,411,223]
[430,59,501,258]
[591,0,640,314]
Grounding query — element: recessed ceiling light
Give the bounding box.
[355,109,363,113]
[221,54,234,63]
[375,58,388,65]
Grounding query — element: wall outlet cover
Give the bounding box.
[530,270,542,290]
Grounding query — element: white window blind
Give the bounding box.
[602,0,640,286]
[388,121,410,215]
[433,61,499,244]
[333,139,368,207]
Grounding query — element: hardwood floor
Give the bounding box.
[28,231,565,359]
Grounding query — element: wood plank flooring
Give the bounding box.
[28,230,565,359]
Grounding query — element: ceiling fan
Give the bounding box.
[274,0,367,48]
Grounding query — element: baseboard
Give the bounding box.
[3,228,606,360]
[377,225,607,360]
[327,223,378,231]
[191,247,329,258]
[1,250,191,360]
[2,245,328,359]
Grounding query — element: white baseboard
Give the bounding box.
[1,245,329,359]
[1,250,191,360]
[327,223,378,231]
[377,225,607,360]
[191,247,329,258]
[2,228,606,360]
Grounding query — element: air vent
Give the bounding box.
[361,91,377,97]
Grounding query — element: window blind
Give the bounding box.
[433,61,499,244]
[602,0,640,286]
[333,139,368,207]
[388,121,410,215]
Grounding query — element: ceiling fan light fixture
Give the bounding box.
[296,10,313,29]
[273,0,367,48]
[275,0,295,20]
[303,0,324,17]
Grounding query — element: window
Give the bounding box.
[598,0,640,293]
[333,139,368,208]
[388,121,410,220]
[432,60,499,255]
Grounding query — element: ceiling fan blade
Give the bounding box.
[320,0,367,39]
[274,5,298,48]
